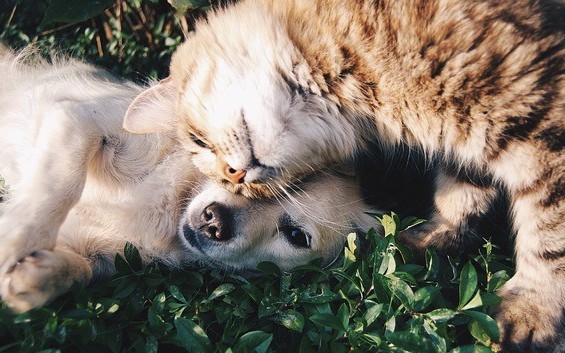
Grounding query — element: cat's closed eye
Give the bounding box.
[189,132,210,149]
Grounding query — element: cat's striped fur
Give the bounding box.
[124,0,565,351]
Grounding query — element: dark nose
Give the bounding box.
[224,164,247,184]
[199,202,233,241]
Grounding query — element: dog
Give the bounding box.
[0,47,380,312]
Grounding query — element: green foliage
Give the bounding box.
[0,214,513,352]
[0,0,210,80]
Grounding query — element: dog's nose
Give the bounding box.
[224,164,247,184]
[199,202,233,241]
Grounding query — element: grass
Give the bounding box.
[0,1,515,352]
[0,214,513,352]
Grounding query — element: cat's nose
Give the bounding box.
[224,164,247,184]
[199,202,233,241]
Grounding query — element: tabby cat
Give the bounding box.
[124,0,565,351]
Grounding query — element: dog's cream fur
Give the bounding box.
[0,48,379,312]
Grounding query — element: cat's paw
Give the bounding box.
[398,219,466,254]
[495,287,564,353]
[0,250,79,312]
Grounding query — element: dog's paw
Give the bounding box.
[0,221,57,276]
[0,236,30,277]
[494,287,564,353]
[0,250,87,312]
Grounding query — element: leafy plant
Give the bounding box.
[0,213,513,352]
[0,0,211,80]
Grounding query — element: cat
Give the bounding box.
[123,0,565,351]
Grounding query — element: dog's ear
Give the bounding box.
[123,77,177,134]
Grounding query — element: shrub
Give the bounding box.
[0,213,513,352]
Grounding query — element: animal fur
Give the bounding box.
[123,0,565,351]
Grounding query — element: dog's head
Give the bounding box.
[180,172,380,271]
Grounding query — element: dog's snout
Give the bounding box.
[199,202,233,241]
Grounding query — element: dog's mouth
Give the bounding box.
[182,224,207,254]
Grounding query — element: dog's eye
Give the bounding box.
[282,226,312,248]
[189,132,209,148]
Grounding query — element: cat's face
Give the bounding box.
[181,172,378,271]
[177,42,361,197]
[124,38,356,198]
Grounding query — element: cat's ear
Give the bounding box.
[123,77,177,134]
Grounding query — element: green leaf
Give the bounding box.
[448,345,495,353]
[299,335,315,353]
[388,276,414,309]
[329,341,347,353]
[336,303,350,331]
[42,0,115,25]
[232,331,273,353]
[362,333,382,347]
[478,292,501,307]
[168,285,188,304]
[379,252,396,275]
[372,273,392,303]
[309,313,346,331]
[469,319,491,345]
[426,308,457,323]
[460,290,483,310]
[487,270,510,292]
[413,286,440,312]
[112,277,137,299]
[344,232,357,265]
[300,285,338,303]
[363,301,383,327]
[379,214,397,237]
[399,216,427,231]
[145,335,158,353]
[423,319,447,353]
[256,261,281,276]
[275,310,305,333]
[174,317,212,353]
[168,0,210,14]
[462,311,500,341]
[386,330,436,353]
[258,296,280,318]
[148,293,172,335]
[458,262,478,309]
[423,248,441,281]
[208,283,236,300]
[114,253,134,274]
[123,243,143,271]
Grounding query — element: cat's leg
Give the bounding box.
[494,164,565,352]
[0,105,100,275]
[398,168,498,253]
[0,246,93,312]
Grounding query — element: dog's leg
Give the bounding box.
[0,246,92,312]
[0,104,100,275]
